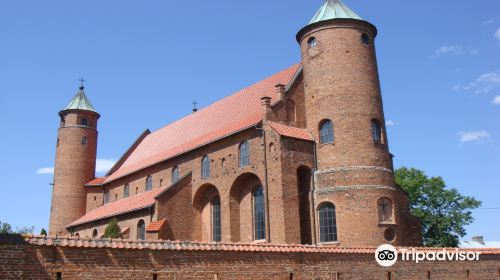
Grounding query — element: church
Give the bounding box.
[48,0,423,247]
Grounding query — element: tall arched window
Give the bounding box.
[319,120,334,144]
[286,99,296,123]
[137,220,145,240]
[104,190,110,204]
[318,203,337,242]
[124,184,129,198]
[371,119,382,143]
[212,196,221,242]
[378,197,393,223]
[239,141,250,167]
[253,186,266,240]
[172,166,180,183]
[201,156,210,179]
[145,175,153,191]
[92,229,98,238]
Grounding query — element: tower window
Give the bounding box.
[361,33,370,45]
[92,229,98,238]
[239,141,250,167]
[253,186,266,240]
[307,37,318,48]
[378,197,393,223]
[137,219,145,240]
[319,120,334,144]
[371,119,382,143]
[172,166,180,183]
[212,196,221,242]
[124,184,129,198]
[145,175,153,191]
[201,155,210,179]
[81,136,87,145]
[80,117,89,127]
[318,202,337,242]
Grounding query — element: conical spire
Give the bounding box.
[63,84,96,112]
[309,0,362,24]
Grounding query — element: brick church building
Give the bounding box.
[49,0,422,247]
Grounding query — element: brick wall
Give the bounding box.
[1,235,499,280]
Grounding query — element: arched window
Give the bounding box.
[172,166,180,183]
[212,196,221,242]
[319,120,334,144]
[371,119,382,143]
[308,37,318,48]
[318,203,337,242]
[201,156,210,179]
[239,141,250,167]
[137,220,145,240]
[253,186,266,240]
[378,197,393,223]
[115,193,118,201]
[104,190,110,204]
[286,99,296,123]
[81,136,87,145]
[124,184,129,198]
[80,117,89,126]
[145,175,153,191]
[92,229,98,238]
[361,33,370,45]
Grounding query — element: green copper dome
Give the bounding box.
[63,86,96,112]
[309,0,362,24]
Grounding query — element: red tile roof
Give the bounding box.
[268,121,314,141]
[85,177,107,186]
[67,187,166,228]
[104,64,301,184]
[146,219,167,232]
[10,235,500,255]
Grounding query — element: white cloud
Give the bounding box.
[495,28,500,43]
[36,167,54,174]
[431,45,479,59]
[385,120,398,126]
[454,71,500,95]
[482,19,495,25]
[36,158,116,175]
[96,159,116,173]
[493,95,500,105]
[458,131,491,144]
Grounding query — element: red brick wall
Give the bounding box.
[1,238,499,280]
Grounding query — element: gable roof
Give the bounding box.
[104,64,301,184]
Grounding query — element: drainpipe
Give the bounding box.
[311,140,319,245]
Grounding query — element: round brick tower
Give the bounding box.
[49,84,100,236]
[298,0,422,246]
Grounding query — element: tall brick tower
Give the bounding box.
[298,0,421,246]
[49,83,100,236]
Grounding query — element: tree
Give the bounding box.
[395,167,481,247]
[40,228,47,235]
[16,226,34,235]
[0,221,13,234]
[103,218,122,238]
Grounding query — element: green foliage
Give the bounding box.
[395,167,481,247]
[40,228,47,235]
[0,221,13,234]
[103,218,122,238]
[0,221,34,235]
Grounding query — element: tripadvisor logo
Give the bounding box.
[375,244,482,267]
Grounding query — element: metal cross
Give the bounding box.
[192,100,198,111]
[78,77,86,88]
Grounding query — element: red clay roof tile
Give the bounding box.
[85,177,107,186]
[104,64,301,184]
[268,121,314,141]
[146,219,167,232]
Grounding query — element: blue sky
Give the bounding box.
[1,0,499,240]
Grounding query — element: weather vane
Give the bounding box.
[192,99,198,112]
